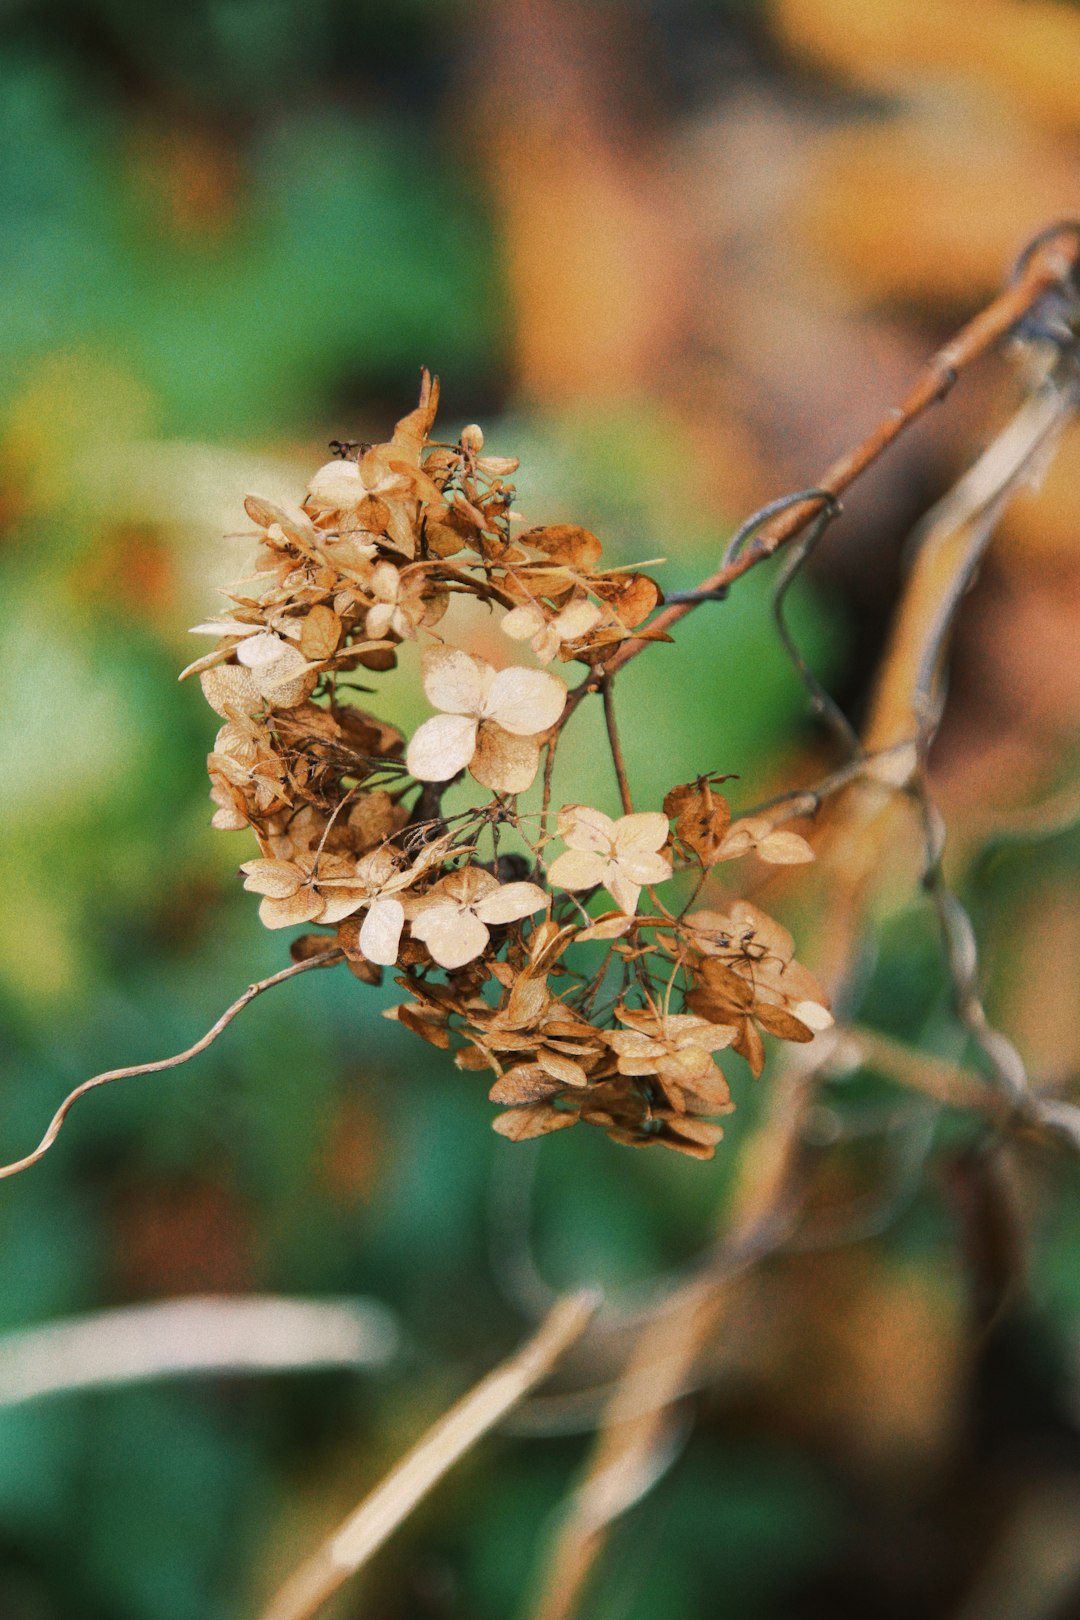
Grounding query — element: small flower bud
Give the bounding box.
[460,423,484,454]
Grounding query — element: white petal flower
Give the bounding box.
[406,713,479,783]
[547,805,671,914]
[358,898,406,966]
[406,649,566,792]
[410,868,546,969]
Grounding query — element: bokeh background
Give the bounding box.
[3,1,1080,1616]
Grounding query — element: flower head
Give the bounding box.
[608,1006,737,1115]
[501,591,605,665]
[241,840,446,964]
[684,900,833,1074]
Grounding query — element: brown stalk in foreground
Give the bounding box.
[258,1290,599,1620]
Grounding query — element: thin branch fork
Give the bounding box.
[604,222,1080,680]
[543,224,1080,753]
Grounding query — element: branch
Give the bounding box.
[258,1290,599,1620]
[0,949,344,1181]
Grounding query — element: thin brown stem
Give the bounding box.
[0,950,344,1182]
[601,677,634,815]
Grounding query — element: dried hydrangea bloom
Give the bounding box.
[410,867,547,970]
[186,371,831,1160]
[714,816,814,865]
[684,900,832,1075]
[405,648,566,794]
[240,842,440,959]
[546,805,671,914]
[364,561,446,642]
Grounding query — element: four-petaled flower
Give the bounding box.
[607,1007,738,1114]
[546,805,671,914]
[405,648,566,795]
[409,867,547,970]
[365,561,442,641]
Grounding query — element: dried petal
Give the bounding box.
[489,1066,563,1105]
[200,664,262,717]
[522,524,603,570]
[240,859,304,898]
[471,725,540,794]
[757,831,815,864]
[557,804,615,853]
[421,646,490,715]
[612,812,669,857]
[299,604,342,661]
[473,881,547,926]
[406,713,478,782]
[501,603,545,641]
[411,903,490,970]
[482,666,567,736]
[492,1103,577,1140]
[359,898,405,966]
[258,889,324,929]
[546,848,609,892]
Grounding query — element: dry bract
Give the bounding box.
[187,375,829,1158]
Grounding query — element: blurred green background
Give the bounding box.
[3,2,1080,1617]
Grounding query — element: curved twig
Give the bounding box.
[769,494,861,756]
[0,949,344,1181]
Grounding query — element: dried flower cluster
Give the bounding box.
[185,374,831,1159]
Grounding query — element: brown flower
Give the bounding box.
[608,1006,737,1114]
